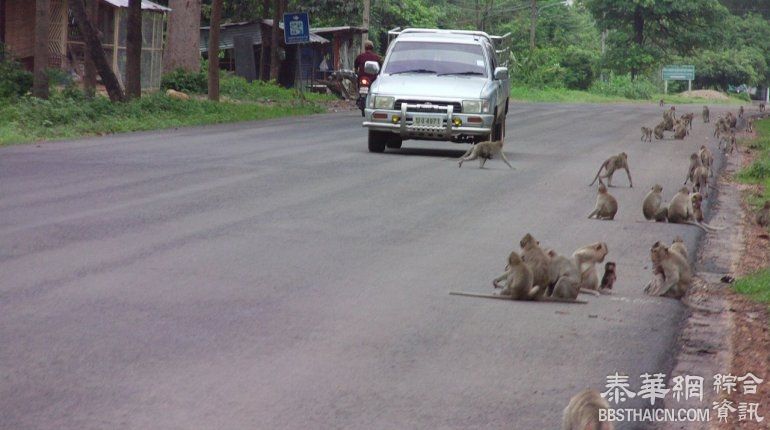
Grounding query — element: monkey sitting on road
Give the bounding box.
[667,187,723,231]
[684,153,710,197]
[691,192,705,223]
[599,262,616,293]
[572,242,609,296]
[587,183,618,220]
[670,236,688,260]
[756,201,770,227]
[562,389,614,430]
[458,140,513,169]
[659,99,665,107]
[681,112,694,130]
[653,122,665,140]
[699,145,714,178]
[642,184,668,222]
[546,249,582,300]
[728,111,737,128]
[673,121,688,140]
[588,153,632,188]
[702,105,710,123]
[747,117,754,132]
[640,126,653,142]
[739,106,745,118]
[492,250,535,299]
[644,241,692,299]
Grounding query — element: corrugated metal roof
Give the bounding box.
[101,0,170,12]
[200,20,329,51]
[312,26,368,34]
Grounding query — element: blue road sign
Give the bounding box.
[283,12,310,44]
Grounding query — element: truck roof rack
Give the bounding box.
[386,27,510,66]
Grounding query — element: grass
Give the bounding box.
[737,118,770,204]
[509,85,749,105]
[0,77,332,145]
[734,269,770,304]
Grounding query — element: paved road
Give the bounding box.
[1,104,726,429]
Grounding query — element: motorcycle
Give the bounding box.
[357,75,372,117]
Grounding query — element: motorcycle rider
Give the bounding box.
[354,40,382,84]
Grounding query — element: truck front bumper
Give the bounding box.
[362,103,494,140]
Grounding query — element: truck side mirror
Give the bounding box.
[494,67,508,80]
[364,61,380,75]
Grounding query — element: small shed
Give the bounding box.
[0,0,169,89]
[312,26,368,72]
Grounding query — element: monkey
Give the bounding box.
[667,187,719,231]
[757,201,770,227]
[691,192,706,223]
[640,126,652,142]
[739,106,745,118]
[492,250,535,299]
[458,140,513,169]
[702,105,710,123]
[587,183,618,220]
[519,233,551,298]
[673,121,688,140]
[684,152,702,185]
[572,242,609,296]
[747,117,754,132]
[588,152,632,188]
[659,99,665,107]
[662,109,675,131]
[546,249,582,300]
[166,89,190,101]
[653,122,665,140]
[642,184,668,222]
[644,241,692,299]
[681,112,694,130]
[562,389,614,430]
[719,130,736,154]
[692,166,710,197]
[699,145,714,177]
[670,236,688,260]
[760,102,766,112]
[599,261,616,293]
[728,111,737,129]
[714,117,728,137]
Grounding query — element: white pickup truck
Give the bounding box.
[361,28,510,153]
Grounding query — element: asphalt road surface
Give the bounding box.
[1,104,727,429]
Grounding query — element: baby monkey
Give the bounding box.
[599,262,616,293]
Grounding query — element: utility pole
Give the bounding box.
[529,0,536,49]
[33,0,51,99]
[362,0,370,48]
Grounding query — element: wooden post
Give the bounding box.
[83,0,97,97]
[664,80,668,95]
[207,0,222,101]
[361,0,369,49]
[125,0,142,98]
[688,80,692,92]
[33,0,51,99]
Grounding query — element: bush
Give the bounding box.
[589,74,658,100]
[561,47,598,90]
[508,48,566,89]
[161,68,207,93]
[0,47,33,99]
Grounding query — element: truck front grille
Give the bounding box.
[395,100,462,113]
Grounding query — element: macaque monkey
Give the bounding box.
[747,117,754,132]
[458,140,513,169]
[599,262,616,292]
[492,250,535,299]
[642,184,668,222]
[719,130,736,154]
[562,389,614,430]
[659,99,665,107]
[644,241,692,299]
[653,122,665,140]
[699,145,714,177]
[727,111,737,129]
[670,236,688,260]
[681,112,694,130]
[519,233,551,298]
[702,105,710,123]
[572,242,609,296]
[589,153,632,188]
[756,201,770,227]
[546,249,582,300]
[691,192,705,223]
[667,187,720,231]
[739,106,745,118]
[714,117,728,137]
[166,89,191,101]
[684,152,702,185]
[587,183,618,220]
[760,103,766,112]
[662,110,675,131]
[684,153,710,197]
[673,122,688,140]
[640,126,653,142]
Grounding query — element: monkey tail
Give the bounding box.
[588,165,603,186]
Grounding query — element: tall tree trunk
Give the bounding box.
[33,0,50,99]
[529,0,536,50]
[83,0,97,98]
[631,6,644,80]
[269,0,285,81]
[68,0,125,102]
[125,0,142,98]
[207,0,222,101]
[361,0,370,50]
[164,0,201,73]
[259,0,270,80]
[0,0,6,52]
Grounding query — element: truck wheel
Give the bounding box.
[386,135,403,149]
[492,117,506,141]
[368,130,387,153]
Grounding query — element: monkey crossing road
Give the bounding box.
[0,103,730,430]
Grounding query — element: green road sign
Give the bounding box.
[662,65,695,81]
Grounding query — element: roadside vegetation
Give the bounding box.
[735,118,770,304]
[0,62,330,146]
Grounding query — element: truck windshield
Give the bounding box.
[383,41,487,77]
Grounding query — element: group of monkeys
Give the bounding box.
[641,105,694,141]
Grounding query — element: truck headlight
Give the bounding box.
[462,99,490,114]
[373,96,395,110]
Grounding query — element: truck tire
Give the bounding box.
[368,130,387,153]
[386,135,403,149]
[491,116,506,141]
